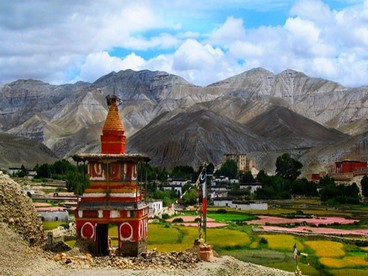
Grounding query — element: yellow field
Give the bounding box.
[146,225,251,252]
[249,241,258,249]
[207,228,250,248]
[259,234,304,251]
[305,241,345,258]
[320,256,368,268]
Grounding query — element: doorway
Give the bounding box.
[95,224,109,256]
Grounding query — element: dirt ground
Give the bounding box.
[0,223,294,276]
[0,172,293,276]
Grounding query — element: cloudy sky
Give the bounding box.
[0,0,367,87]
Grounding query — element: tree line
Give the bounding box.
[33,160,88,195]
[18,153,368,204]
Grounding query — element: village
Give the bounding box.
[7,154,368,226]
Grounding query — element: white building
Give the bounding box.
[162,184,182,196]
[37,207,69,222]
[240,182,262,193]
[147,200,164,218]
[213,198,268,210]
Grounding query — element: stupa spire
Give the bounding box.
[100,94,126,154]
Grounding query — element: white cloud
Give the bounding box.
[77,52,146,82]
[0,0,368,88]
[290,0,334,23]
[173,39,223,70]
[210,17,246,46]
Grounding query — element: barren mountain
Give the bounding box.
[206,68,368,133]
[0,132,57,169]
[0,68,367,175]
[245,105,349,148]
[127,107,283,170]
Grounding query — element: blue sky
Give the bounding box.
[0,0,367,87]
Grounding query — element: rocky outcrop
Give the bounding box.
[0,171,45,245]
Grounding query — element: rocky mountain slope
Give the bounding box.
[0,68,367,174]
[127,107,283,169]
[0,132,57,169]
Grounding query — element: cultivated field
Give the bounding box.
[46,199,368,275]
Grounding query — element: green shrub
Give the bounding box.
[216,209,227,214]
[172,217,184,223]
[61,223,70,229]
[259,237,268,244]
[161,213,170,220]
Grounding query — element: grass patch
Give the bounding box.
[147,224,180,244]
[207,228,251,250]
[346,251,367,257]
[267,262,320,275]
[259,234,304,251]
[330,269,368,276]
[207,213,254,222]
[305,240,345,258]
[64,239,76,248]
[42,221,66,230]
[147,225,197,252]
[221,249,290,265]
[108,224,118,237]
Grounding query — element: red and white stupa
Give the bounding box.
[73,94,149,256]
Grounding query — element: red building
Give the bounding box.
[73,95,149,256]
[335,160,367,174]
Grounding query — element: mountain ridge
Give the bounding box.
[0,67,367,175]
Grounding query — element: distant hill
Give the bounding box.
[127,107,284,170]
[245,105,349,148]
[0,132,57,169]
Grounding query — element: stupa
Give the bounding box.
[72,94,150,256]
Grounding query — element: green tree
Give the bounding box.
[66,171,88,195]
[206,163,215,174]
[171,165,194,180]
[182,189,197,205]
[320,181,360,204]
[292,178,318,196]
[16,164,28,177]
[319,175,335,187]
[240,171,255,183]
[52,159,75,178]
[36,163,51,178]
[215,159,238,178]
[152,190,173,207]
[255,175,291,200]
[361,175,368,197]
[256,170,268,181]
[275,153,302,181]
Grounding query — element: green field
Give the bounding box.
[43,221,68,230]
[44,204,368,275]
[207,213,254,222]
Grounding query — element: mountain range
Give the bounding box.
[0,68,367,176]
